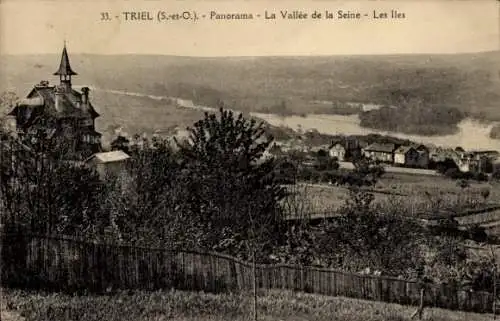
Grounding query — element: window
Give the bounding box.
[79,119,93,127]
[82,134,92,143]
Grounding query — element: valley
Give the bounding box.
[1,51,499,140]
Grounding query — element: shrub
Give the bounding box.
[467,224,488,243]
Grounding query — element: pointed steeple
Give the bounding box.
[53,43,77,77]
[54,42,77,92]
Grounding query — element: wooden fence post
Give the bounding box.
[252,248,257,321]
[0,221,3,321]
[410,285,425,319]
[494,265,497,320]
[490,245,497,319]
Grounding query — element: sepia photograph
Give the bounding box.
[0,0,499,320]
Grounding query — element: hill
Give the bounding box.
[1,52,499,137]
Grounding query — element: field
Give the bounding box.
[374,173,496,195]
[1,288,494,321]
[90,91,206,146]
[285,173,500,219]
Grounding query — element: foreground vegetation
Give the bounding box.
[0,107,499,297]
[2,289,494,321]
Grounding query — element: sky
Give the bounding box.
[0,0,498,56]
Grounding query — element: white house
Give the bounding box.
[85,150,130,180]
[329,143,346,161]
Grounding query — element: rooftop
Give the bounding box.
[394,145,415,154]
[363,143,396,153]
[86,150,130,163]
[53,45,77,76]
[9,84,100,119]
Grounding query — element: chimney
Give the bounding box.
[81,87,89,105]
[55,86,64,113]
[37,80,49,87]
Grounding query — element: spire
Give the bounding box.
[53,43,77,76]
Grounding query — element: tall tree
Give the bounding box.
[175,108,288,258]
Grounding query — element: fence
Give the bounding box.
[338,162,439,176]
[0,231,495,313]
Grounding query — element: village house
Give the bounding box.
[328,143,346,161]
[394,146,419,167]
[394,144,430,168]
[310,144,330,154]
[5,45,102,160]
[328,138,366,162]
[413,144,430,168]
[85,150,131,180]
[429,147,458,163]
[261,149,275,161]
[427,147,497,173]
[455,151,495,173]
[268,143,283,156]
[474,150,500,158]
[455,152,480,173]
[362,143,397,163]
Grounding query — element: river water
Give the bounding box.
[252,113,500,151]
[89,87,500,151]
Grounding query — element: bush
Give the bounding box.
[492,170,500,180]
[443,167,488,182]
[472,172,488,182]
[466,224,488,243]
[436,158,459,175]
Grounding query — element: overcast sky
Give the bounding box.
[0,0,498,56]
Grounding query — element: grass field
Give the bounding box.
[2,288,495,321]
[375,173,494,195]
[91,90,206,146]
[286,174,500,219]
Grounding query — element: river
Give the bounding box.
[253,113,500,151]
[87,87,500,151]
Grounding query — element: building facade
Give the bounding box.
[85,150,131,180]
[329,143,346,161]
[6,45,102,160]
[394,144,430,168]
[362,143,396,163]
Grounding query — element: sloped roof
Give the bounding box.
[86,150,130,164]
[53,46,77,76]
[13,85,100,119]
[409,144,429,152]
[363,143,396,153]
[329,143,346,150]
[394,145,415,154]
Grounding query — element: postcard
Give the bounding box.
[0,0,499,320]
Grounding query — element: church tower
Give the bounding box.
[53,43,77,92]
